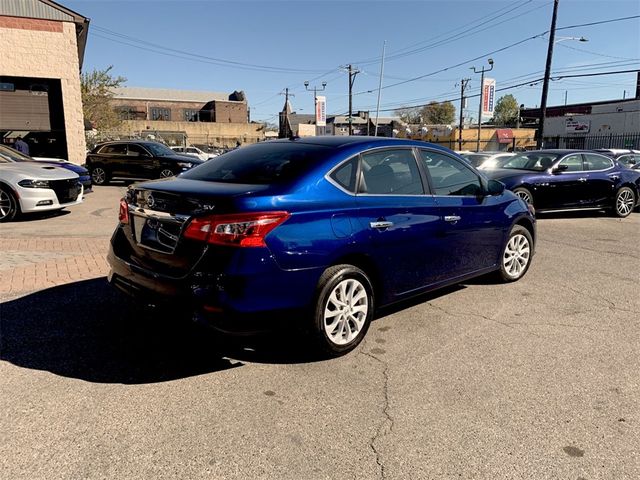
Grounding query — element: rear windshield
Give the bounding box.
[180,142,333,184]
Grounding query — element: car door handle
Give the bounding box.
[370,221,394,229]
[577,177,588,182]
[444,215,461,223]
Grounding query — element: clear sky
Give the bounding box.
[66,0,640,124]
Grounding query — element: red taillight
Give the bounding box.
[183,211,290,247]
[119,198,129,224]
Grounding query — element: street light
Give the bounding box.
[472,57,494,152]
[537,0,589,148]
[304,80,327,135]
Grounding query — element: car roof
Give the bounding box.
[96,140,163,147]
[265,136,454,151]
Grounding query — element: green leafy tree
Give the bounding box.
[492,94,520,126]
[420,101,455,124]
[81,66,127,135]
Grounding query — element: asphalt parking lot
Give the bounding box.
[1,186,639,479]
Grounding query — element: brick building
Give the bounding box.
[108,87,263,148]
[0,0,88,164]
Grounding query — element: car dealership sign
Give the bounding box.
[565,119,590,133]
[482,78,496,116]
[315,95,326,127]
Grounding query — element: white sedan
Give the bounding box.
[170,145,217,161]
[0,157,83,222]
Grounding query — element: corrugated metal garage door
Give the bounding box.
[0,90,51,131]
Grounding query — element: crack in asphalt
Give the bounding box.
[359,345,393,480]
[564,285,640,316]
[427,303,546,338]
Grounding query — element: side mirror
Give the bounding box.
[486,179,505,196]
[552,164,569,174]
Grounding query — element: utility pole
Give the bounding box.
[472,58,494,152]
[458,78,470,150]
[538,0,560,149]
[345,64,360,135]
[304,80,327,135]
[374,41,387,137]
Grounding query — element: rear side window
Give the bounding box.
[583,153,613,171]
[329,157,357,193]
[419,150,482,196]
[360,149,424,195]
[180,143,333,184]
[98,144,126,155]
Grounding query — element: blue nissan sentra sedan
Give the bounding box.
[108,137,536,356]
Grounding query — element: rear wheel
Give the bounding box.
[513,187,533,206]
[0,187,20,222]
[312,265,374,356]
[91,167,110,185]
[613,187,635,218]
[497,225,533,282]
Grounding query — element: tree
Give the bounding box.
[81,66,127,135]
[421,101,455,124]
[493,94,520,126]
[394,106,422,124]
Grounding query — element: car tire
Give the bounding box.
[312,264,374,356]
[159,169,176,179]
[90,166,110,185]
[613,187,635,218]
[513,187,533,206]
[497,225,533,282]
[0,186,20,223]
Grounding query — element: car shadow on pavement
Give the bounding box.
[0,278,326,384]
[15,209,71,222]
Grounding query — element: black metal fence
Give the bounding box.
[545,133,640,150]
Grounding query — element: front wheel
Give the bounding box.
[0,187,20,222]
[497,225,533,282]
[613,187,635,218]
[513,187,533,206]
[312,265,374,356]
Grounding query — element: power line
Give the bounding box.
[355,14,640,96]
[91,25,327,74]
[371,69,640,113]
[556,15,640,31]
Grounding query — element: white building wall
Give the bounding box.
[543,99,640,137]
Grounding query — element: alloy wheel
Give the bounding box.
[616,189,634,217]
[323,278,369,346]
[515,190,532,204]
[91,167,106,184]
[0,189,13,220]
[503,233,531,279]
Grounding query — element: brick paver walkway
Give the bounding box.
[0,237,110,299]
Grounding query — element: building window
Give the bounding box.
[183,109,199,122]
[150,107,171,121]
[118,106,137,120]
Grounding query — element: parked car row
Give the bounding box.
[476,149,640,218]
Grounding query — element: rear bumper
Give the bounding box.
[106,240,324,319]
